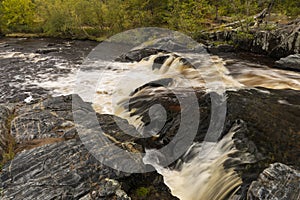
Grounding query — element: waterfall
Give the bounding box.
[143,123,252,200]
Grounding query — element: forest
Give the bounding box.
[0,0,299,40]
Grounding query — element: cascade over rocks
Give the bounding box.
[126,86,300,198]
[0,44,299,199]
[0,86,299,199]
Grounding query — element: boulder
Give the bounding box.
[275,54,300,71]
[247,163,300,200]
[116,48,169,62]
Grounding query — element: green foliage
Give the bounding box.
[0,0,35,32]
[0,0,299,39]
[135,187,151,197]
[166,0,212,36]
[274,0,300,17]
[0,114,16,171]
[236,30,254,40]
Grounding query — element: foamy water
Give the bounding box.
[10,50,299,113]
[3,47,297,112]
[73,52,243,115]
[143,125,253,200]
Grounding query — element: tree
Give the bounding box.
[0,0,35,32]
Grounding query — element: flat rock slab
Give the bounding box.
[11,95,76,144]
[0,139,129,200]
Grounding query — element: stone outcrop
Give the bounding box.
[10,95,77,148]
[0,94,177,200]
[127,87,300,165]
[247,163,300,200]
[1,139,130,199]
[202,19,300,58]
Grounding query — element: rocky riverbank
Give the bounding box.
[202,18,300,59]
[0,87,299,199]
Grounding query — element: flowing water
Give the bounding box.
[143,126,243,200]
[1,37,299,200]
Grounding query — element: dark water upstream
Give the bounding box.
[0,37,97,103]
[1,37,299,200]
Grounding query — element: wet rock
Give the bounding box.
[11,94,145,154]
[116,48,169,62]
[0,94,176,200]
[35,47,60,54]
[274,54,300,71]
[208,44,235,54]
[0,37,97,104]
[128,87,300,166]
[131,78,174,96]
[11,95,77,145]
[247,163,300,200]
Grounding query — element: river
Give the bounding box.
[1,37,299,200]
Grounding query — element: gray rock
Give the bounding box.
[116,48,169,62]
[0,139,129,200]
[0,94,176,200]
[35,47,60,54]
[11,95,77,144]
[275,54,300,71]
[126,86,300,198]
[202,19,300,58]
[247,163,300,200]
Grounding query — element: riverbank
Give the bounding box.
[2,17,299,60]
[200,18,300,59]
